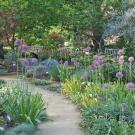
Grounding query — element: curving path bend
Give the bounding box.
[0,75,83,135]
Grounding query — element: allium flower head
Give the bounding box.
[118,55,124,65]
[93,55,99,61]
[116,71,123,79]
[63,61,68,67]
[14,39,22,46]
[31,58,38,65]
[82,71,89,80]
[126,82,135,89]
[118,48,124,56]
[59,60,63,64]
[92,55,104,68]
[91,64,97,71]
[74,61,82,68]
[83,47,91,53]
[128,57,134,62]
[19,44,29,53]
[22,59,29,67]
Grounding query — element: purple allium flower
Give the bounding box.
[31,58,38,65]
[73,61,82,68]
[82,71,89,80]
[93,55,104,62]
[63,61,68,67]
[83,47,91,53]
[126,82,135,89]
[118,48,124,56]
[91,64,97,71]
[128,57,134,62]
[14,39,22,46]
[116,71,123,79]
[21,59,29,67]
[19,44,29,53]
[92,55,104,68]
[102,83,109,89]
[59,60,63,64]
[93,55,99,61]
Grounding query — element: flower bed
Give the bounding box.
[0,82,47,135]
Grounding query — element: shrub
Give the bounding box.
[0,80,6,87]
[31,79,51,86]
[48,66,60,81]
[82,101,135,135]
[62,77,83,96]
[58,65,72,82]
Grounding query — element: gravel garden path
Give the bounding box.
[0,75,83,135]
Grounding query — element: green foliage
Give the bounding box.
[0,80,6,87]
[48,66,60,81]
[82,100,135,135]
[63,75,135,134]
[58,65,72,82]
[62,77,85,96]
[5,123,35,135]
[31,79,51,86]
[1,84,46,125]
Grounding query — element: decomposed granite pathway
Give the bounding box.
[0,75,83,135]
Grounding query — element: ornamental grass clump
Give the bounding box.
[1,84,46,126]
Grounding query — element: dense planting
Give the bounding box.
[1,0,135,135]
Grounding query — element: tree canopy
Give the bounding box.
[0,0,134,50]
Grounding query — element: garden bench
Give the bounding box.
[104,48,118,58]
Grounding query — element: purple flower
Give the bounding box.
[31,58,38,65]
[73,61,82,68]
[83,47,91,53]
[92,55,105,69]
[63,61,68,67]
[14,39,22,46]
[126,83,135,89]
[59,60,63,64]
[19,45,29,53]
[116,71,123,79]
[91,64,97,71]
[93,55,99,61]
[21,59,29,67]
[82,71,89,80]
[93,55,104,63]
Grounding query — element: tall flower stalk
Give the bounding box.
[128,57,134,82]
[14,39,21,80]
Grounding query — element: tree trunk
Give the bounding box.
[92,30,104,52]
